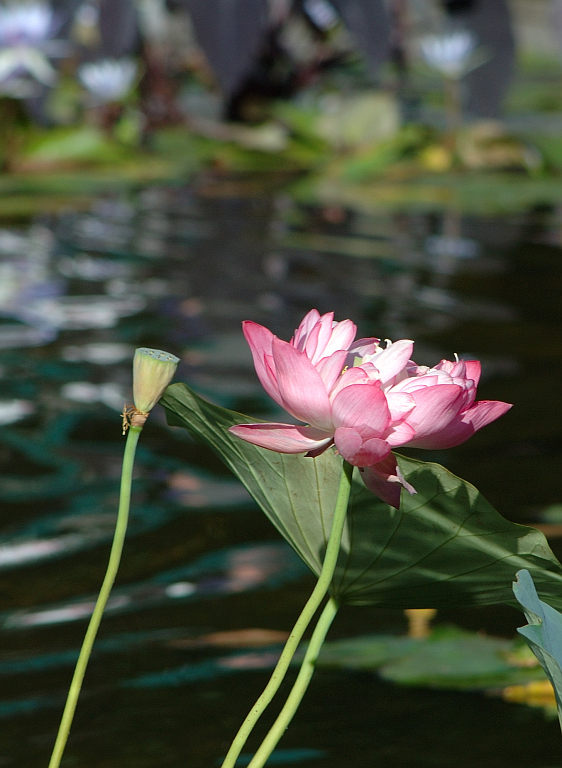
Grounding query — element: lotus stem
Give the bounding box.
[220,459,353,768]
[47,424,142,768]
[444,75,462,152]
[247,597,339,768]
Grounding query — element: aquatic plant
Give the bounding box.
[418,30,481,147]
[419,31,476,80]
[220,310,511,766]
[160,308,562,768]
[47,347,179,768]
[0,0,64,94]
[0,1,54,46]
[230,310,511,507]
[77,57,137,104]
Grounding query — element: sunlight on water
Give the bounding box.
[0,185,560,767]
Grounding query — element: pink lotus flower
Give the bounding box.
[229,311,512,508]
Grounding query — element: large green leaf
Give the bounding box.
[161,382,562,609]
[333,461,562,608]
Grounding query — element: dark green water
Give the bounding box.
[0,183,561,767]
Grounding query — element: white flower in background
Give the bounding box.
[0,1,64,90]
[78,57,137,103]
[0,1,53,45]
[419,30,477,79]
[302,0,339,31]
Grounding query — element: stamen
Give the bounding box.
[121,404,149,435]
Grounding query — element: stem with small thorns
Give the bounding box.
[47,424,142,768]
[220,460,353,768]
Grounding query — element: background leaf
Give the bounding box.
[316,627,547,691]
[161,383,562,609]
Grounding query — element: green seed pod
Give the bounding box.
[133,348,179,413]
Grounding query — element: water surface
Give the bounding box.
[0,182,561,767]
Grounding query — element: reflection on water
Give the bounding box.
[0,184,561,767]
[2,542,304,628]
[223,750,327,766]
[0,696,61,720]
[124,647,283,689]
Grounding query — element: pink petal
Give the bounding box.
[272,337,333,431]
[385,391,415,421]
[348,337,380,358]
[407,399,512,449]
[361,454,416,509]
[460,379,477,408]
[303,320,322,361]
[243,321,280,403]
[292,309,321,351]
[334,427,391,466]
[362,469,401,508]
[385,420,416,446]
[466,399,512,431]
[435,359,456,375]
[405,384,465,441]
[315,349,348,394]
[243,320,273,356]
[449,360,466,378]
[308,312,335,362]
[330,365,374,399]
[261,352,284,405]
[331,382,391,438]
[371,340,414,385]
[229,423,333,453]
[321,318,357,359]
[465,360,481,386]
[390,374,441,393]
[306,440,334,458]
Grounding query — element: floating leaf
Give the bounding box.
[279,231,396,259]
[315,634,419,670]
[513,569,562,728]
[161,383,562,609]
[17,127,129,170]
[378,630,528,690]
[316,627,546,691]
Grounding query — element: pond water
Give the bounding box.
[0,178,562,767]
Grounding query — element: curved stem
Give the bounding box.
[220,460,353,768]
[248,598,339,768]
[48,425,142,768]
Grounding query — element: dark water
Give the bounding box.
[0,180,562,767]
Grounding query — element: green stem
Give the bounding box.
[444,76,462,153]
[220,460,353,768]
[248,597,339,768]
[48,425,142,768]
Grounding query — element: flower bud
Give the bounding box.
[133,348,179,414]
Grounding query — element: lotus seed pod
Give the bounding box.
[133,348,179,414]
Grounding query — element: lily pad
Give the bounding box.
[290,173,562,216]
[316,627,546,691]
[17,126,130,169]
[161,382,562,609]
